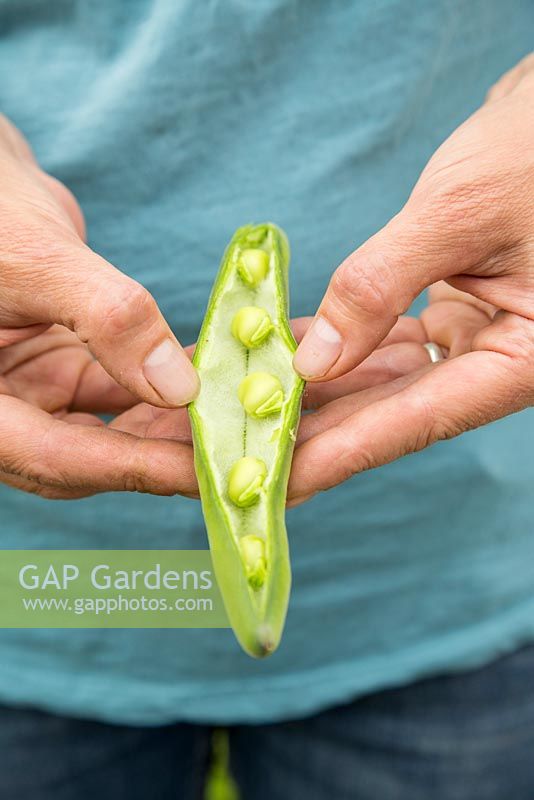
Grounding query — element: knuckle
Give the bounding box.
[347,445,376,476]
[330,252,398,320]
[424,411,456,447]
[96,281,159,342]
[121,452,154,494]
[409,390,455,450]
[124,440,156,494]
[127,440,178,496]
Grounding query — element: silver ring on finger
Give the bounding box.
[423,342,445,363]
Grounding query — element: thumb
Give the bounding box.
[293,206,486,381]
[14,239,200,407]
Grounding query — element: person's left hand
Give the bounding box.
[0,326,197,499]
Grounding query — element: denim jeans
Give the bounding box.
[2,643,534,800]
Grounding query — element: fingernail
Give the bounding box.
[293,316,343,378]
[143,339,200,406]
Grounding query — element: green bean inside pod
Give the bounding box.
[189,223,304,658]
[240,535,268,590]
[231,306,273,348]
[237,248,270,287]
[228,456,267,508]
[238,372,284,418]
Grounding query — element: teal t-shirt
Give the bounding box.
[1,0,533,724]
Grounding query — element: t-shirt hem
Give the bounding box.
[1,611,534,726]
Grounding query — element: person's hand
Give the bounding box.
[0,325,198,499]
[289,53,534,501]
[288,288,494,504]
[0,114,199,498]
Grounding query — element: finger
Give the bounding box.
[292,170,507,382]
[56,412,106,426]
[289,338,524,499]
[109,403,192,444]
[0,469,94,499]
[446,267,534,319]
[0,395,197,495]
[293,315,426,349]
[0,324,77,373]
[72,359,138,413]
[290,317,313,343]
[0,325,137,414]
[3,344,91,413]
[420,299,492,357]
[0,323,51,348]
[375,315,427,348]
[486,52,534,103]
[4,237,200,408]
[0,468,198,501]
[304,341,433,409]
[298,368,426,444]
[428,280,497,316]
[286,493,314,509]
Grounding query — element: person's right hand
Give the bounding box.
[0,114,200,498]
[289,53,534,497]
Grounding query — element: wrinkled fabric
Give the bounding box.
[0,0,533,724]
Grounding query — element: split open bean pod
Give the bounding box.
[189,223,304,657]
